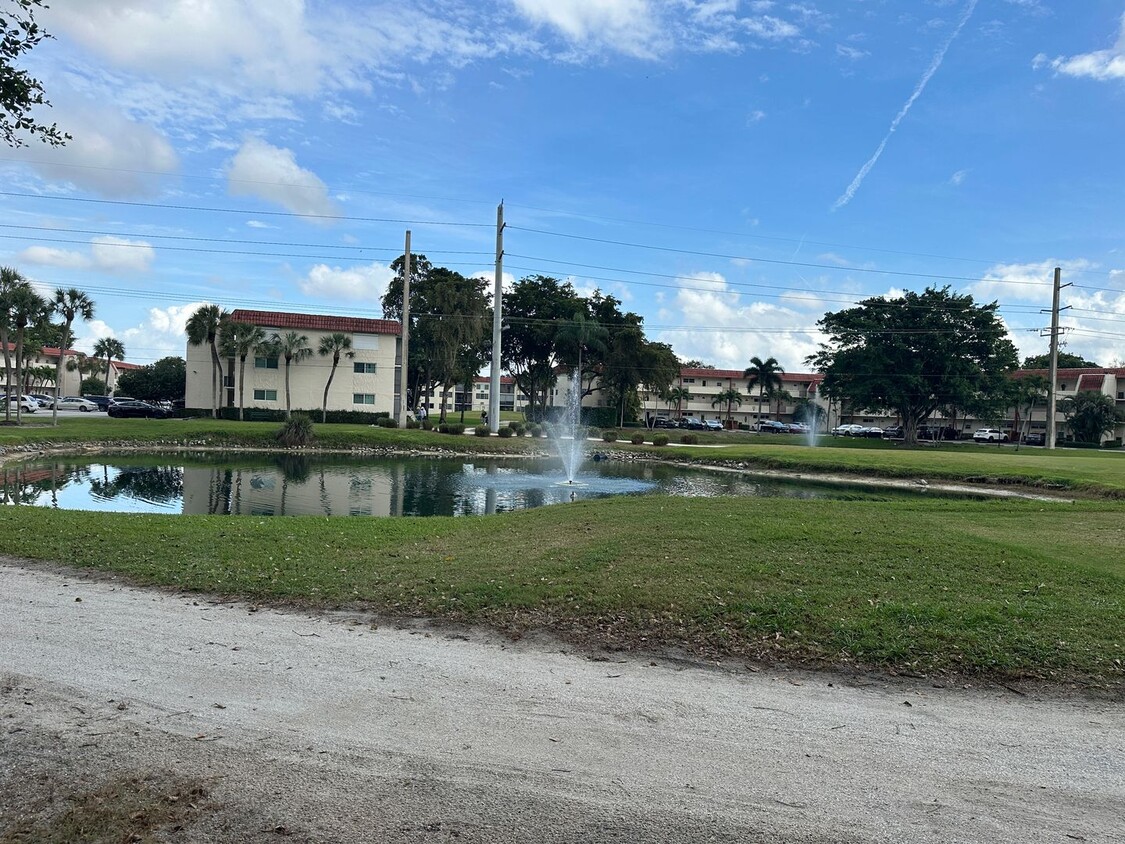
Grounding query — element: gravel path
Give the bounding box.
[1,562,1122,843]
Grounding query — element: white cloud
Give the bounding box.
[147,302,208,337]
[512,0,665,58]
[17,237,155,274]
[836,44,869,60]
[90,237,156,273]
[8,96,178,197]
[227,138,338,219]
[298,262,396,302]
[950,168,969,185]
[1034,13,1125,82]
[971,259,1091,303]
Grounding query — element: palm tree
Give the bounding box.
[711,387,743,426]
[185,304,230,418]
[0,267,34,423]
[766,386,793,422]
[66,352,99,391]
[317,332,354,423]
[1010,374,1049,447]
[792,397,826,432]
[92,337,126,396]
[10,284,49,423]
[50,288,95,426]
[744,355,784,428]
[272,330,312,419]
[556,310,608,397]
[666,386,692,419]
[219,321,267,422]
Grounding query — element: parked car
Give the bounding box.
[651,416,676,429]
[680,417,705,430]
[973,428,1009,443]
[55,396,99,412]
[107,400,168,419]
[858,426,885,438]
[82,395,112,411]
[30,393,54,408]
[882,425,904,439]
[109,395,137,405]
[704,419,724,431]
[787,422,810,434]
[3,395,38,413]
[831,423,866,436]
[1023,432,1046,446]
[756,420,788,434]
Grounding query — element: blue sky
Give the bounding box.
[2,0,1124,373]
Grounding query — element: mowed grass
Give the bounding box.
[2,495,1122,687]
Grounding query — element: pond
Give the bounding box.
[1,453,973,517]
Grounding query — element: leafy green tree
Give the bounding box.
[766,386,793,420]
[792,397,827,431]
[680,359,714,369]
[1060,391,1123,444]
[317,332,354,423]
[1003,373,1049,444]
[424,268,490,422]
[219,321,266,421]
[115,357,185,403]
[92,336,125,396]
[0,0,68,148]
[271,331,312,419]
[711,387,743,424]
[1022,352,1099,370]
[809,287,1019,447]
[501,275,584,418]
[382,252,434,410]
[556,308,609,398]
[744,356,784,423]
[185,304,229,418]
[50,288,95,426]
[80,376,104,395]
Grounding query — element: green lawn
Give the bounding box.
[1,417,1122,688]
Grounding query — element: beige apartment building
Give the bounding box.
[185,309,402,415]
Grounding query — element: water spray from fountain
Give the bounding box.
[552,370,587,484]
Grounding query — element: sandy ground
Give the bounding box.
[1,562,1122,843]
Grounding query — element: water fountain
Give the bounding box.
[552,371,587,484]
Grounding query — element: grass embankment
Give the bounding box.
[2,418,1123,688]
[2,496,1122,688]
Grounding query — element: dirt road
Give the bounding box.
[1,562,1121,843]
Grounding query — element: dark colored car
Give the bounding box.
[107,400,168,419]
[882,425,904,439]
[680,417,706,430]
[1023,432,1046,446]
[82,395,112,411]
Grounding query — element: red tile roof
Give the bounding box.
[474,375,515,385]
[1077,373,1105,391]
[680,367,823,382]
[230,309,402,336]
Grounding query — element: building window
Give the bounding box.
[353,362,377,374]
[683,378,695,384]
[353,393,376,405]
[1060,383,1067,391]
[255,356,279,369]
[253,389,277,401]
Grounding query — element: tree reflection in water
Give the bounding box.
[88,466,185,504]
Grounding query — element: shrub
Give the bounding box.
[421,419,433,431]
[529,423,542,438]
[439,423,466,435]
[277,413,314,447]
[653,434,669,447]
[630,432,645,445]
[680,433,699,445]
[497,426,514,438]
[602,429,618,443]
[376,417,399,428]
[474,424,491,437]
[509,421,525,436]
[587,427,601,440]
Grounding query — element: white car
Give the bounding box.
[704,419,724,431]
[3,395,38,413]
[55,396,99,412]
[831,423,866,436]
[973,428,1009,443]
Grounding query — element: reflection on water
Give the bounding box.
[1,453,946,517]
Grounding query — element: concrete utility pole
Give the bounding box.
[399,231,412,428]
[488,202,504,434]
[1045,266,1070,451]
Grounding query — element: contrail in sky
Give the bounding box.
[833,0,979,210]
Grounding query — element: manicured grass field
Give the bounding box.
[1,417,1122,688]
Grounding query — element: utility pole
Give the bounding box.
[1044,266,1071,450]
[488,202,504,433]
[398,230,411,427]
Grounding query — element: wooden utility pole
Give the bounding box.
[488,202,504,433]
[398,230,412,427]
[1045,266,1067,450]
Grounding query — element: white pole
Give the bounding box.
[399,231,411,427]
[489,202,504,433]
[1046,266,1060,450]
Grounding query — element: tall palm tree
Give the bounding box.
[0,267,34,423]
[272,330,312,419]
[219,321,266,422]
[92,337,126,396]
[666,385,692,420]
[66,351,99,390]
[766,386,793,421]
[185,304,230,418]
[51,288,95,426]
[317,332,354,423]
[744,355,784,428]
[711,387,743,426]
[556,310,608,397]
[10,285,49,423]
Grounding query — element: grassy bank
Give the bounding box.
[2,496,1122,688]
